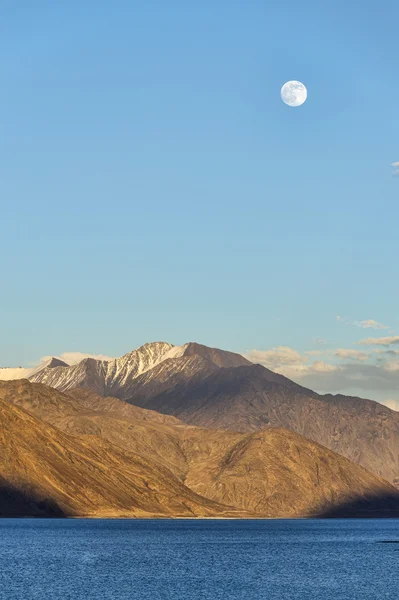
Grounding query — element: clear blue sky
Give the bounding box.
[1,0,398,387]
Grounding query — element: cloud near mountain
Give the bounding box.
[0,353,115,381]
[385,399,399,411]
[334,349,369,361]
[246,347,307,368]
[40,352,114,365]
[247,343,399,409]
[246,348,337,376]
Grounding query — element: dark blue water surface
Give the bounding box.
[0,519,398,599]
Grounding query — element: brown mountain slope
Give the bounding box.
[0,379,85,420]
[0,380,183,427]
[1,381,192,479]
[124,363,399,487]
[0,394,246,518]
[180,427,399,517]
[2,380,399,517]
[67,387,184,426]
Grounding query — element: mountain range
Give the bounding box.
[1,341,398,518]
[28,341,399,487]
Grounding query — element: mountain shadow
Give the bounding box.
[0,482,67,517]
[316,492,399,518]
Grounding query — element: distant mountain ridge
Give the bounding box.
[3,341,399,487]
[28,342,251,396]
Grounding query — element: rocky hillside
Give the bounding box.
[0,390,244,518]
[1,380,398,518]
[126,362,399,487]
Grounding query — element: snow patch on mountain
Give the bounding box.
[27,342,189,393]
[16,341,251,397]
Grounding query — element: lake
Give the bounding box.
[0,519,398,599]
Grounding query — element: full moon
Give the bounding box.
[281,81,307,107]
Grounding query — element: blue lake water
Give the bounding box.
[0,519,398,599]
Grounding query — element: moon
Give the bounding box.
[281,81,307,107]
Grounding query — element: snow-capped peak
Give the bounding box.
[7,341,250,396]
[103,342,186,388]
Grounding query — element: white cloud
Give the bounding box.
[336,316,388,330]
[335,349,369,361]
[45,352,114,365]
[299,361,336,373]
[247,346,306,369]
[356,319,388,330]
[246,346,339,380]
[358,336,399,346]
[0,366,35,381]
[307,361,337,373]
[288,360,399,405]
[392,162,399,175]
[0,352,115,381]
[383,399,399,411]
[246,342,399,410]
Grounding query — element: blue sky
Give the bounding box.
[1,1,398,406]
